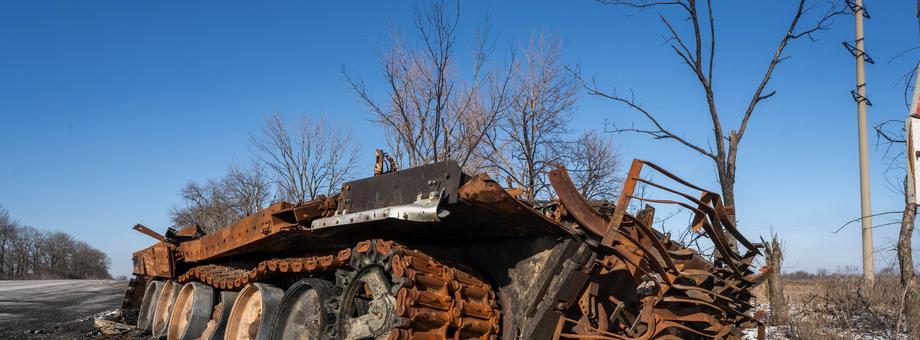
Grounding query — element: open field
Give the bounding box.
[749,274,908,339]
[0,280,127,339]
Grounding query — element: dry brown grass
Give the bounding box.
[752,273,906,339]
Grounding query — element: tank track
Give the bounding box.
[177,239,501,340]
[117,275,149,325]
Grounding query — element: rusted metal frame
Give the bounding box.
[621,214,679,275]
[744,267,772,286]
[624,236,756,327]
[614,227,667,278]
[551,318,565,340]
[133,224,165,241]
[670,283,755,311]
[132,241,175,278]
[663,246,700,259]
[549,167,611,237]
[631,178,747,276]
[651,319,732,339]
[630,300,658,339]
[624,160,760,255]
[628,171,759,257]
[552,316,625,339]
[553,302,736,340]
[614,215,750,296]
[167,242,176,278]
[607,299,629,333]
[624,197,745,274]
[659,293,755,326]
[598,251,644,282]
[625,197,709,226]
[290,198,331,225]
[699,192,761,254]
[609,228,673,286]
[676,268,747,298]
[605,160,645,246]
[603,246,658,286]
[551,164,702,287]
[459,174,576,235]
[631,178,735,254]
[658,296,728,318]
[553,315,647,340]
[651,316,729,338]
[654,318,732,339]
[177,201,325,262]
[635,210,743,279]
[637,160,710,194]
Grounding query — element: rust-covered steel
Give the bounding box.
[123,159,766,340]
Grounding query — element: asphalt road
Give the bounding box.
[0,280,127,339]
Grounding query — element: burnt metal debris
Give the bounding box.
[122,159,768,340]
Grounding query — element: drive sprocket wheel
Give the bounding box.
[332,241,403,340]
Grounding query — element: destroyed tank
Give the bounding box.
[121,158,768,340]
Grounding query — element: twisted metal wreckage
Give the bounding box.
[122,158,769,340]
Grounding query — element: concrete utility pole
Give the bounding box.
[854,0,874,283]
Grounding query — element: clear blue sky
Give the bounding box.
[0,1,917,277]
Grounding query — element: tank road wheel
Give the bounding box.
[200,291,238,340]
[335,265,399,340]
[225,283,284,340]
[152,280,182,338]
[269,278,337,340]
[167,282,215,340]
[137,280,165,332]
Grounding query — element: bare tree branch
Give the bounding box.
[566,130,623,199]
[480,31,579,200]
[344,1,504,170]
[595,0,844,222]
[737,1,845,145]
[831,211,903,234]
[252,114,358,203]
[597,0,691,13]
[583,80,717,160]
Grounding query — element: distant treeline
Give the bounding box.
[0,206,111,280]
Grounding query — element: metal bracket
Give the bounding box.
[845,0,870,18]
[851,88,873,106]
[843,41,875,64]
[311,192,448,230]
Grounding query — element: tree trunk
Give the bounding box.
[899,176,919,338]
[765,234,787,325]
[717,161,739,252]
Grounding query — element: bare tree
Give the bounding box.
[253,114,359,202]
[171,162,273,232]
[171,179,238,233]
[345,2,608,201]
[566,130,622,200]
[223,162,271,217]
[41,232,75,278]
[589,0,845,223]
[345,0,511,171]
[480,31,578,200]
[898,175,919,338]
[0,207,110,279]
[172,114,356,232]
[0,206,12,278]
[875,119,920,337]
[764,233,788,325]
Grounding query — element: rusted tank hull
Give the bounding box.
[124,160,766,340]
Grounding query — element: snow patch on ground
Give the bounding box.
[739,302,905,339]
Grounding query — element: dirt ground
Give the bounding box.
[0,280,129,339]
